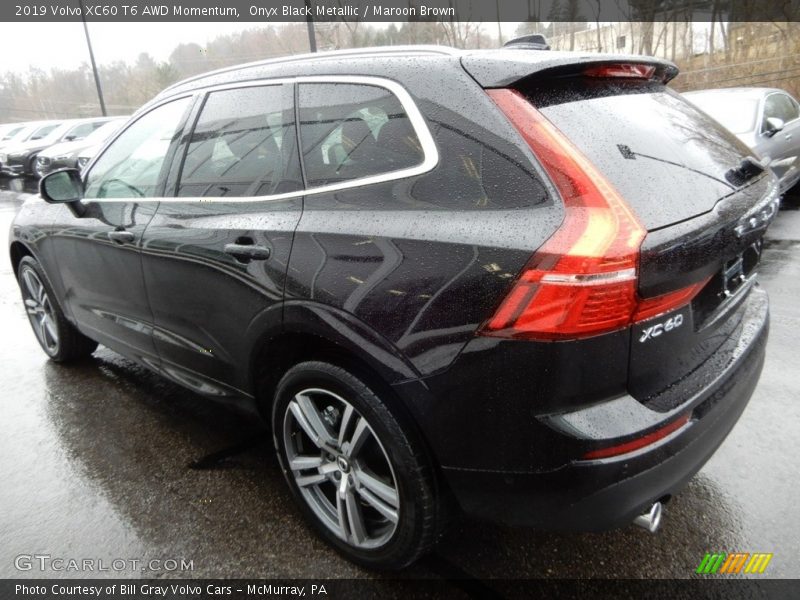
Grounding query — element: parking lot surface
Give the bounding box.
[1,186,798,582]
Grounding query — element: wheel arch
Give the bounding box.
[249,301,423,419]
[9,240,34,278]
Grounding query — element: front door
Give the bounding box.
[51,96,194,365]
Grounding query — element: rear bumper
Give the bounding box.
[439,286,768,530]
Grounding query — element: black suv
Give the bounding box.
[10,46,777,569]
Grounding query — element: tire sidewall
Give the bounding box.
[18,257,61,359]
[272,362,428,569]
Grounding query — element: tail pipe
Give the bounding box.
[633,502,662,533]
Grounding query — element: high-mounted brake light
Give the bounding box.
[583,63,657,80]
[480,89,705,341]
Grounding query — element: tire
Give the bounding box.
[272,361,441,569]
[17,256,98,362]
[28,154,41,178]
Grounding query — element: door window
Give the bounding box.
[84,97,191,199]
[177,85,302,197]
[298,83,425,187]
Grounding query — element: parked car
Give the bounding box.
[11,47,777,569]
[35,117,129,178]
[0,121,54,157]
[76,143,101,171]
[684,87,800,195]
[0,120,65,175]
[1,117,111,177]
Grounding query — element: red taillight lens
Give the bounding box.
[583,63,657,80]
[582,414,690,460]
[632,277,712,322]
[482,88,646,340]
[481,89,707,340]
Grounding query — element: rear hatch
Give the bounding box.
[465,52,778,410]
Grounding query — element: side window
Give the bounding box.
[177,85,301,198]
[298,83,425,187]
[763,93,800,128]
[84,98,190,199]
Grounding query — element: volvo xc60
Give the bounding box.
[10,47,777,568]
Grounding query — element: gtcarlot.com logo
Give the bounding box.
[14,554,194,573]
[696,552,773,574]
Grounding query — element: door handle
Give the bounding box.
[108,230,135,244]
[224,243,271,262]
[785,133,793,140]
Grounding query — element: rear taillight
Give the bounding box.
[480,89,704,341]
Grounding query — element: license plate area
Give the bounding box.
[692,239,762,328]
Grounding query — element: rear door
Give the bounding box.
[140,83,303,398]
[514,69,778,410]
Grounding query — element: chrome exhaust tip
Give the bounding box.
[633,502,662,533]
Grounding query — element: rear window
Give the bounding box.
[298,83,424,188]
[523,80,755,230]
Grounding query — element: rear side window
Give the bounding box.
[178,85,302,197]
[298,83,424,187]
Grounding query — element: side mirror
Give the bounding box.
[764,117,785,137]
[40,168,83,204]
[63,134,77,141]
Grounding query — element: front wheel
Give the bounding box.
[272,361,441,569]
[17,256,98,362]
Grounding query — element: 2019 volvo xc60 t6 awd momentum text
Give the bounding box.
[10,46,778,569]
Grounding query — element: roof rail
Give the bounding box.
[161,45,460,95]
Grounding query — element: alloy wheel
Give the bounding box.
[20,267,59,354]
[283,388,400,549]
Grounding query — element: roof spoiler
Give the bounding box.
[462,51,679,88]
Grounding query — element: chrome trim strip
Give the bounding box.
[80,76,438,204]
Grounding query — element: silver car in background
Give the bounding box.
[685,87,800,195]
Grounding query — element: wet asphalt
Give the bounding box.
[0,183,798,583]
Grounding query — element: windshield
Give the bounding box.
[685,94,759,134]
[84,119,126,143]
[28,123,60,141]
[1,126,24,141]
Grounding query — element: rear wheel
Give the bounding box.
[272,361,441,569]
[17,256,97,362]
